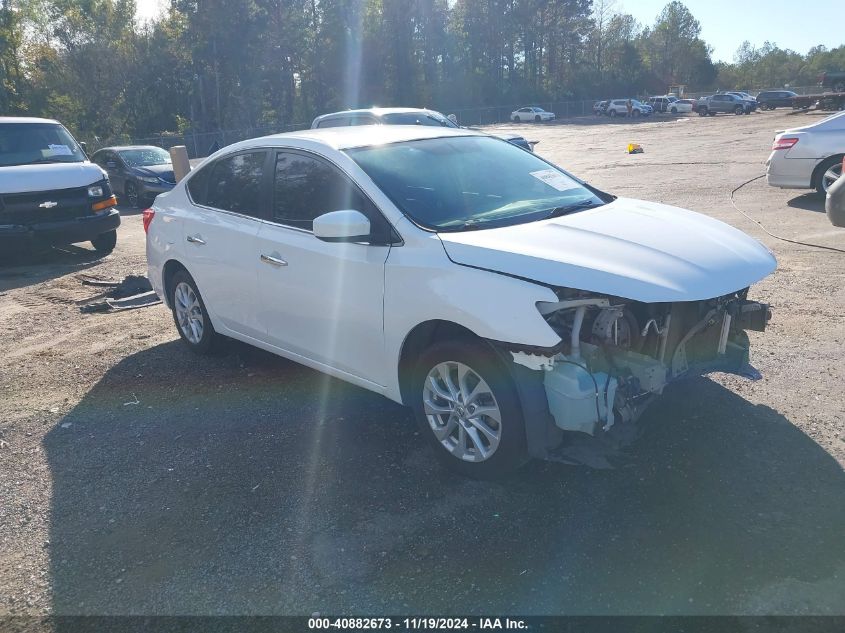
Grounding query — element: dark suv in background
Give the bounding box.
[756,90,797,110]
[697,93,756,116]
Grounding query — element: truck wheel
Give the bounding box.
[412,340,528,478]
[91,229,117,254]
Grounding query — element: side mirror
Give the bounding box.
[79,141,87,152]
[313,209,371,243]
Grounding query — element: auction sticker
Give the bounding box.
[48,144,73,156]
[529,169,573,191]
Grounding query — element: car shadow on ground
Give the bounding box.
[0,244,108,293]
[787,193,825,213]
[43,340,845,617]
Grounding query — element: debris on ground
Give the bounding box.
[77,274,160,313]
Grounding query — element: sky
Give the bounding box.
[135,0,842,64]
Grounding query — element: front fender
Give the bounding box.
[383,228,560,402]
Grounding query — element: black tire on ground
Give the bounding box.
[91,229,117,254]
[708,110,716,116]
[698,107,707,117]
[813,155,844,196]
[744,109,751,115]
[411,339,529,479]
[124,181,140,208]
[670,107,678,114]
[609,109,617,117]
[513,115,520,122]
[734,105,744,115]
[534,115,541,122]
[169,269,219,355]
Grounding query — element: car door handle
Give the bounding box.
[186,235,206,245]
[260,253,288,267]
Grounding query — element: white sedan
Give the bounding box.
[767,110,845,195]
[146,126,774,477]
[511,107,555,122]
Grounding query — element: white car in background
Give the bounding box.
[668,99,695,114]
[767,110,845,195]
[511,107,555,123]
[146,126,774,477]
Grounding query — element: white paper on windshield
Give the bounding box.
[47,144,73,156]
[530,169,573,191]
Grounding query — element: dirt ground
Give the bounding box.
[1,110,844,617]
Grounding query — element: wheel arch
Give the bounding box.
[162,259,190,309]
[397,319,484,406]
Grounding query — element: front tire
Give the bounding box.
[670,107,678,114]
[698,107,707,117]
[412,340,528,478]
[534,115,541,122]
[512,115,520,122]
[124,181,140,208]
[91,229,117,254]
[169,270,218,354]
[734,105,744,115]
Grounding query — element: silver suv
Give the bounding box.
[697,94,755,116]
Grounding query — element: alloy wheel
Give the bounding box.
[823,163,843,193]
[422,361,502,462]
[174,281,204,344]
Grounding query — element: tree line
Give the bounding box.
[0,0,843,143]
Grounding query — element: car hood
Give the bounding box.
[0,162,106,194]
[437,198,776,302]
[133,164,175,182]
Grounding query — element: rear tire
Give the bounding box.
[534,115,541,122]
[813,155,844,196]
[91,229,117,254]
[734,105,744,115]
[412,340,528,479]
[512,115,520,122]
[169,269,219,355]
[698,107,707,117]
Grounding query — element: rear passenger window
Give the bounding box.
[204,151,267,217]
[273,152,375,232]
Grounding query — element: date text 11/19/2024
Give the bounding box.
[308,617,528,630]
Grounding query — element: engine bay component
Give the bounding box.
[544,359,617,434]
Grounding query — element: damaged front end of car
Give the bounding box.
[498,287,772,463]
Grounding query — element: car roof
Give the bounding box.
[315,107,442,119]
[0,116,61,125]
[226,125,482,153]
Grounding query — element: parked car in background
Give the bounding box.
[756,90,798,110]
[146,125,775,477]
[727,91,756,103]
[647,95,677,112]
[668,99,695,114]
[312,107,536,152]
[0,117,119,255]
[605,99,652,117]
[697,94,755,116]
[593,100,608,116]
[510,107,556,123]
[767,110,845,195]
[91,145,176,208]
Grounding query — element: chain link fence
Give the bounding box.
[97,85,823,159]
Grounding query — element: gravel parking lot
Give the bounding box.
[1,110,844,617]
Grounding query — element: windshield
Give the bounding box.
[382,112,458,128]
[118,147,172,167]
[0,122,87,167]
[347,136,605,231]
